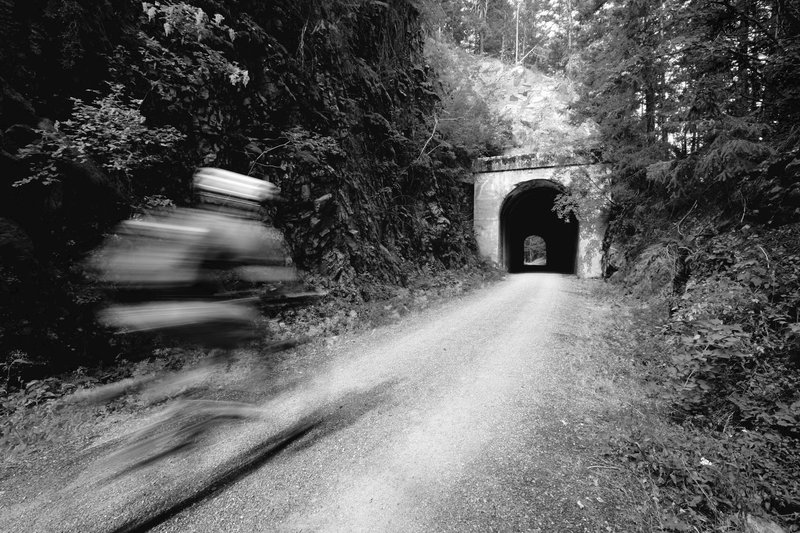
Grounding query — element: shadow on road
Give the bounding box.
[110,380,397,533]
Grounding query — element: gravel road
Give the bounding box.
[2,273,638,532]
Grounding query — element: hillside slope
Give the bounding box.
[427,41,598,159]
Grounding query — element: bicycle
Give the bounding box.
[77,168,323,480]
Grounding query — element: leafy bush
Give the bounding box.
[613,420,800,531]
[15,84,185,191]
[435,85,510,158]
[612,224,800,530]
[424,40,514,159]
[666,225,800,435]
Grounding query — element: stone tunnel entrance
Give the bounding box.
[472,154,608,278]
[500,180,578,273]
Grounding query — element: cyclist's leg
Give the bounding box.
[104,398,264,475]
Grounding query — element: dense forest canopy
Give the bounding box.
[573,0,800,224]
[431,0,800,225]
[421,0,579,71]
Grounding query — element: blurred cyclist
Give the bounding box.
[83,168,299,472]
[96,167,295,347]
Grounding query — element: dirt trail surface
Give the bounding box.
[1,273,642,532]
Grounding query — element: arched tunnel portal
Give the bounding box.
[500,180,578,273]
[472,155,608,278]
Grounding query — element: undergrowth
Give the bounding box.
[263,262,503,342]
[605,223,800,532]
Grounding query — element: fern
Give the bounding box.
[696,138,774,183]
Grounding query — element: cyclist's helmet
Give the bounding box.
[193,168,280,211]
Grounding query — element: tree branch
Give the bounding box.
[676,200,697,239]
[416,114,439,162]
[247,140,291,175]
[707,0,781,47]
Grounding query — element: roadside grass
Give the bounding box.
[598,277,799,533]
[555,289,654,532]
[262,264,503,343]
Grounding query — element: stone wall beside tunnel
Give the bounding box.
[472,162,608,278]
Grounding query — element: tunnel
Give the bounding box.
[499,179,578,274]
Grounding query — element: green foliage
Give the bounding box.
[611,224,800,530]
[551,166,612,224]
[425,0,578,71]
[571,0,800,225]
[423,40,513,157]
[15,84,185,189]
[0,0,485,380]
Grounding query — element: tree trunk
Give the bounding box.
[515,1,520,63]
[522,23,527,64]
[739,2,751,114]
[645,86,656,136]
[567,0,573,53]
[643,61,656,138]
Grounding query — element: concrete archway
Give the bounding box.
[500,180,578,273]
[471,154,609,278]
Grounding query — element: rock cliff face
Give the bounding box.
[0,2,483,374]
[428,42,598,159]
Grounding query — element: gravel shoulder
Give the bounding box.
[1,273,648,532]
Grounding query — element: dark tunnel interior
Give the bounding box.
[500,180,578,274]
